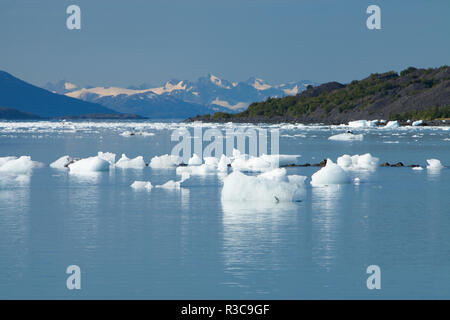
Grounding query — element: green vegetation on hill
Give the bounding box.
[189,66,450,123]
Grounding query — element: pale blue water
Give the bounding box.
[0,120,449,299]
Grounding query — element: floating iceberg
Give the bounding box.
[412,120,423,126]
[221,168,305,203]
[426,159,444,170]
[115,154,146,169]
[149,154,182,168]
[50,155,73,169]
[412,166,424,171]
[230,153,301,172]
[188,154,203,166]
[311,159,351,186]
[337,153,379,171]
[68,156,110,173]
[217,154,230,172]
[131,181,152,190]
[383,121,399,129]
[0,156,41,175]
[328,132,364,141]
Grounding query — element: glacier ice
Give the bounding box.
[311,159,351,186]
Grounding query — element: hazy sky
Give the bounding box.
[1,0,449,87]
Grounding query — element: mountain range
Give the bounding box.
[45,75,315,118]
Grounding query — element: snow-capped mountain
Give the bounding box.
[44,75,316,118]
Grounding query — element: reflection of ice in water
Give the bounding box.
[0,174,31,280]
[221,199,298,289]
[311,185,344,271]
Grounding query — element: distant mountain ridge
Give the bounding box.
[0,71,142,119]
[45,74,316,118]
[189,66,450,124]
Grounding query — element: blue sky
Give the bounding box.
[0,0,449,87]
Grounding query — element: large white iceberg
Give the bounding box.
[311,159,351,186]
[337,153,379,171]
[68,156,110,173]
[221,168,305,203]
[149,154,182,168]
[426,159,444,170]
[115,154,146,169]
[329,132,364,141]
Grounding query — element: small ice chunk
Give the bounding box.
[50,155,73,169]
[176,164,216,175]
[329,133,364,141]
[311,159,351,186]
[218,154,230,172]
[156,172,190,189]
[426,159,444,170]
[412,166,424,171]
[412,120,423,126]
[149,154,182,168]
[115,154,146,169]
[131,181,152,190]
[348,120,377,128]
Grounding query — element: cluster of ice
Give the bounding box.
[50,155,73,169]
[149,154,182,168]
[130,181,152,190]
[310,159,351,186]
[328,132,364,141]
[115,154,146,169]
[337,153,379,171]
[0,156,42,175]
[426,159,444,170]
[221,168,306,203]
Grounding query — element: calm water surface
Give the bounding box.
[0,120,449,299]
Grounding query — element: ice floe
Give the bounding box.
[221,168,305,203]
[115,154,146,169]
[311,159,351,186]
[328,132,364,141]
